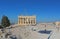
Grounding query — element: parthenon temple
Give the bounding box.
[18,15,36,26]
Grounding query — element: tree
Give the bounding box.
[1,15,10,28]
[0,25,3,29]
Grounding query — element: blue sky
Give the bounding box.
[0,0,60,23]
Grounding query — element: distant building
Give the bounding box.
[18,15,36,26]
[55,22,60,26]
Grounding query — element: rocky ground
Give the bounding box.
[0,23,60,39]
